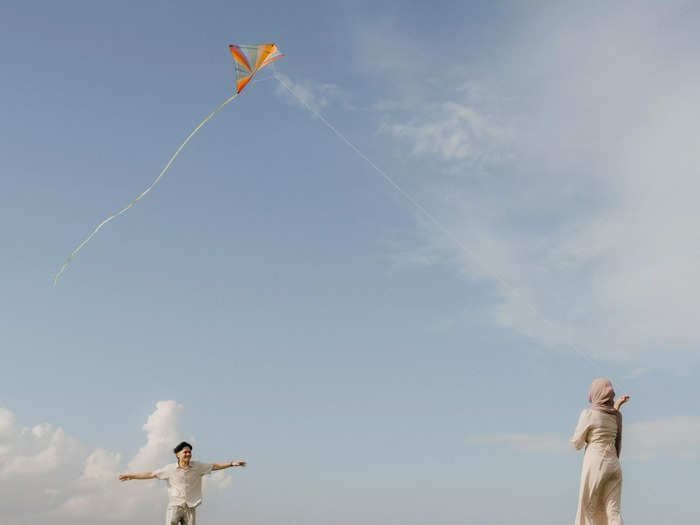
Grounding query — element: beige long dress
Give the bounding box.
[571,408,623,525]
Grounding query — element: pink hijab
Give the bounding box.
[588,378,622,456]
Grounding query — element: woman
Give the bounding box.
[571,378,630,525]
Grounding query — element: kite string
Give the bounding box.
[53,91,240,285]
[273,69,600,368]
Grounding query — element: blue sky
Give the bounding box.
[2,1,700,523]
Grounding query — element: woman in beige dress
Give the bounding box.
[571,378,630,525]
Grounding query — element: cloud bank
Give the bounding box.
[0,402,231,525]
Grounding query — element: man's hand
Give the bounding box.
[213,461,247,471]
[614,395,630,410]
[119,474,133,482]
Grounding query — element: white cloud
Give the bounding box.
[368,4,700,367]
[0,422,81,480]
[623,416,700,461]
[0,402,231,524]
[80,449,122,483]
[470,416,700,461]
[55,449,156,521]
[380,100,513,167]
[275,72,352,115]
[206,468,233,490]
[128,400,183,472]
[0,407,16,437]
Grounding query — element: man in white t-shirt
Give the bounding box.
[119,441,246,525]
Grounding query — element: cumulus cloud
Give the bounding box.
[0,409,86,524]
[0,414,84,484]
[0,402,231,524]
[128,400,183,472]
[0,407,15,436]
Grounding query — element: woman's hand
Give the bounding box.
[614,395,630,410]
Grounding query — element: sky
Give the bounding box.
[1,1,700,523]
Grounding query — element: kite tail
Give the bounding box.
[53,92,239,286]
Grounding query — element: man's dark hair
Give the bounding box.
[173,441,193,455]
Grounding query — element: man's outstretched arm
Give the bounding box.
[212,461,246,471]
[119,472,156,481]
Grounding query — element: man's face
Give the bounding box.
[176,447,192,465]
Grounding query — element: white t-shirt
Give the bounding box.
[153,461,214,508]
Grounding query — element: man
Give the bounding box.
[119,441,246,525]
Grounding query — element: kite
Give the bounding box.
[54,44,283,285]
[229,43,283,93]
[52,42,601,372]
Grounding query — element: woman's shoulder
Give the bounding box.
[583,408,618,424]
[578,407,609,421]
[578,407,593,419]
